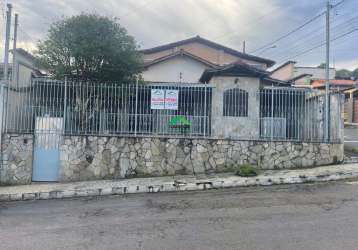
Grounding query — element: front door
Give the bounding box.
[32,117,63,182]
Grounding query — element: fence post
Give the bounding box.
[271,85,274,141]
[63,76,67,134]
[203,82,207,137]
[134,77,139,136]
[0,82,4,161]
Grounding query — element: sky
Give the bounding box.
[1,0,358,70]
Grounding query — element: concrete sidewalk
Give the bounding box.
[1,163,358,202]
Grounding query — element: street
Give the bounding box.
[1,182,358,250]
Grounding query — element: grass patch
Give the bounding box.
[235,164,259,177]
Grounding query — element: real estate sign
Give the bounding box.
[164,90,179,110]
[151,89,165,109]
[151,89,178,110]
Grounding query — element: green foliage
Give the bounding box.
[318,63,358,80]
[236,164,258,177]
[317,63,326,69]
[336,69,353,79]
[222,164,259,177]
[352,69,358,79]
[169,116,192,126]
[37,14,142,82]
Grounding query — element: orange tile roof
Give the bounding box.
[312,79,357,88]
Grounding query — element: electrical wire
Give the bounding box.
[276,27,358,64]
[250,0,347,54]
[267,11,358,60]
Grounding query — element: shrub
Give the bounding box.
[236,164,258,177]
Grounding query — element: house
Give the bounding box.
[1,40,344,185]
[311,79,358,90]
[343,86,358,123]
[140,36,275,83]
[0,48,46,86]
[270,61,336,87]
[139,36,302,138]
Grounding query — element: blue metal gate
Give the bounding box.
[32,117,63,182]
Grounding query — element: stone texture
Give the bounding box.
[0,134,34,185]
[0,134,344,185]
[58,136,344,182]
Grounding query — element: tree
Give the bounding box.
[317,63,326,69]
[352,68,358,79]
[336,69,352,79]
[37,14,142,82]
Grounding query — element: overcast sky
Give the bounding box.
[1,0,358,70]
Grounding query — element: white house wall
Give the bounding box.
[13,52,36,87]
[294,67,336,80]
[141,56,211,83]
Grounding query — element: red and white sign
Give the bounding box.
[151,89,165,109]
[151,89,179,110]
[164,90,179,110]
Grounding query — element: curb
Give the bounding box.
[2,166,358,202]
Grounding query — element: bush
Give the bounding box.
[236,165,258,177]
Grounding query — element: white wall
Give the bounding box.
[294,67,336,80]
[270,62,295,81]
[141,56,211,83]
[210,76,260,139]
[13,52,36,87]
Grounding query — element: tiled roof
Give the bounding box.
[312,79,358,88]
[143,49,217,68]
[141,36,275,67]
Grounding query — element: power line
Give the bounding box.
[17,24,37,42]
[277,27,358,64]
[212,4,282,41]
[267,11,358,60]
[250,0,347,54]
[261,1,357,61]
[251,13,325,54]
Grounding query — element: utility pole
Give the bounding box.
[3,4,12,82]
[324,1,330,142]
[12,13,18,87]
[242,41,246,54]
[1,4,12,165]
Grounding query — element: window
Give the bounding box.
[223,88,248,117]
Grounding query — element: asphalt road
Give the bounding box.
[2,182,358,250]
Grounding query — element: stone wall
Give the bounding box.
[0,134,34,185]
[0,134,344,185]
[59,135,344,182]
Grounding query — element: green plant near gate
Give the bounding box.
[169,116,192,134]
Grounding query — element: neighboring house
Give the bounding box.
[343,86,358,124]
[311,79,358,90]
[270,61,336,87]
[0,48,46,87]
[141,36,275,83]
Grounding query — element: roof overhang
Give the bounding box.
[142,49,217,69]
[270,60,296,73]
[288,73,313,83]
[141,36,275,67]
[199,61,291,86]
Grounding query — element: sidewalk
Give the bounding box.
[1,163,358,202]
